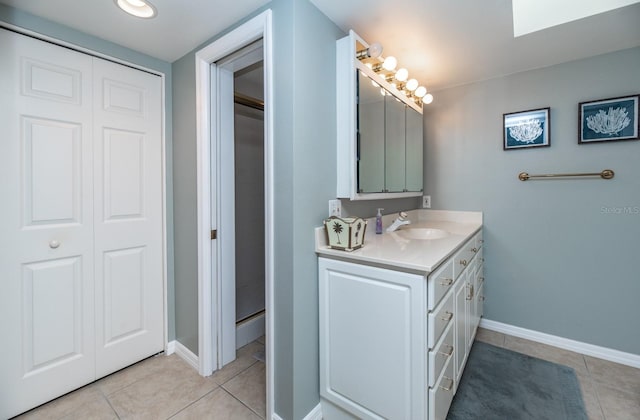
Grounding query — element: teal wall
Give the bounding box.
[0,4,176,342]
[171,1,343,418]
[424,47,640,355]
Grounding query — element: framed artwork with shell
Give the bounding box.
[503,107,551,150]
[579,94,639,144]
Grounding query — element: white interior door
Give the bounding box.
[92,58,164,378]
[0,28,96,418]
[0,29,164,418]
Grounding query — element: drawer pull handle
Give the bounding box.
[480,258,485,263]
[460,259,467,267]
[439,376,454,392]
[479,239,484,244]
[481,295,486,301]
[49,240,61,249]
[471,247,478,253]
[438,345,454,357]
[441,311,453,322]
[440,278,454,286]
[479,276,485,283]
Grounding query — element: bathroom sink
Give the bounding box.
[397,228,450,240]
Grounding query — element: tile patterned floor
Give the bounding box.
[14,330,640,419]
[15,338,266,420]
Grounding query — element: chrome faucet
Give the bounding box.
[386,211,411,232]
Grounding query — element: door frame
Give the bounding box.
[194,9,274,418]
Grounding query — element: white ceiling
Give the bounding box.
[1,0,639,90]
[0,0,269,62]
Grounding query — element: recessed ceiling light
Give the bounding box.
[115,0,157,19]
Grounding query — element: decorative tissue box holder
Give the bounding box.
[323,216,367,252]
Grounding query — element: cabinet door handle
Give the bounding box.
[481,295,486,301]
[466,284,475,300]
[459,259,467,267]
[438,345,454,357]
[439,376,454,392]
[479,276,485,284]
[441,311,453,322]
[471,247,478,253]
[440,278,454,286]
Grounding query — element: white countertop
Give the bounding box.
[315,209,482,274]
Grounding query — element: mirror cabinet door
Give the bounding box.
[385,95,406,192]
[357,71,385,193]
[405,107,423,192]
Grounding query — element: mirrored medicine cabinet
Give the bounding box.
[336,30,423,200]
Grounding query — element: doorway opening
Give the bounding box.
[216,41,265,365]
[194,10,274,418]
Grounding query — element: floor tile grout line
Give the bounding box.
[164,385,221,420]
[219,386,265,419]
[579,354,607,420]
[216,359,260,386]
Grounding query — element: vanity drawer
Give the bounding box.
[453,238,475,279]
[429,352,455,420]
[428,290,454,348]
[427,258,454,311]
[474,231,484,251]
[428,321,454,387]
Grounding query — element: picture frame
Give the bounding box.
[578,94,639,144]
[503,107,550,150]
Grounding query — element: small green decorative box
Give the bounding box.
[323,216,367,252]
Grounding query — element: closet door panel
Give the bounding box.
[92,58,164,378]
[0,29,95,419]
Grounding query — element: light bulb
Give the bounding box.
[395,68,408,82]
[423,93,434,104]
[368,43,383,59]
[414,86,427,98]
[365,63,373,69]
[406,79,419,91]
[380,88,386,96]
[371,80,380,88]
[382,56,397,71]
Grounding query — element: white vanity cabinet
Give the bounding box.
[453,232,484,388]
[318,228,484,420]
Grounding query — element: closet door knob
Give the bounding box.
[49,240,61,249]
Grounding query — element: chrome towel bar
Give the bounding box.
[518,169,614,181]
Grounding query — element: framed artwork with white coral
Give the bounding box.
[503,107,550,150]
[579,94,639,144]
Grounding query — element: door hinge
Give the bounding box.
[211,229,217,240]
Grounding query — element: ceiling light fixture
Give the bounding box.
[115,0,157,18]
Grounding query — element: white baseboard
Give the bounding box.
[303,403,323,420]
[272,403,322,420]
[237,313,265,349]
[480,318,640,369]
[166,340,199,371]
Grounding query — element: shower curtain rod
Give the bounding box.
[234,92,264,111]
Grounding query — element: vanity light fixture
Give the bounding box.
[115,0,157,18]
[355,39,433,105]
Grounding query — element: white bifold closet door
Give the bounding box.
[0,29,163,419]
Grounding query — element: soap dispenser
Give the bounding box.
[376,208,384,234]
